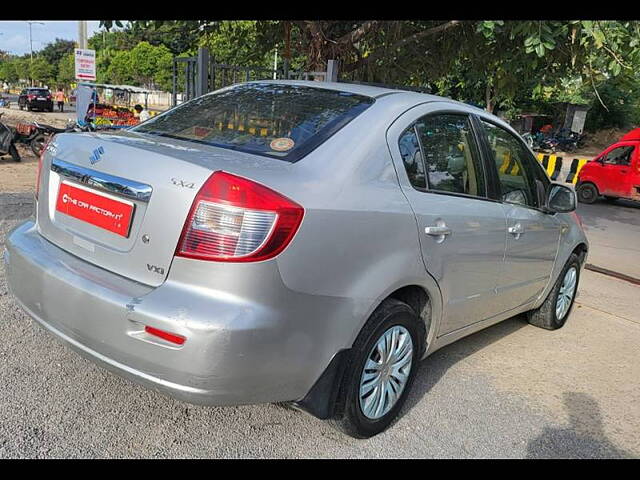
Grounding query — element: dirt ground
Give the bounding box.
[0,143,39,193]
[0,108,70,193]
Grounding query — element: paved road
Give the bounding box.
[577,199,640,279]
[0,194,638,458]
[3,93,77,116]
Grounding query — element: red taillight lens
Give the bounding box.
[27,95,35,100]
[176,171,304,262]
[144,326,186,345]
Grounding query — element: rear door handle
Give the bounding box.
[425,226,452,236]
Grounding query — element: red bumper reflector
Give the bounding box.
[144,326,186,345]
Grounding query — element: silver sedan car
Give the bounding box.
[4,80,588,438]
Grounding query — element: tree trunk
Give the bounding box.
[485,84,494,114]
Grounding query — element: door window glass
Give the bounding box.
[603,145,634,166]
[481,120,537,207]
[414,114,486,197]
[398,126,426,189]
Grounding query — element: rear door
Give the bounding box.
[476,118,561,312]
[387,103,508,335]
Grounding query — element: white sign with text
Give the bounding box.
[74,48,96,81]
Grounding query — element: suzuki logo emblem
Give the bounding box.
[89,146,105,164]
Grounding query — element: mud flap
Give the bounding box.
[291,349,351,420]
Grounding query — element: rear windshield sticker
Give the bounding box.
[270,137,295,152]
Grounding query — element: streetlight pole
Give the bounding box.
[77,20,87,49]
[26,21,44,86]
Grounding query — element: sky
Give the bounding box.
[0,21,103,56]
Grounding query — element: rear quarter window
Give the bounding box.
[132,83,374,162]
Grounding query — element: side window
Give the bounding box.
[603,146,634,166]
[398,126,426,189]
[481,120,538,208]
[414,114,486,197]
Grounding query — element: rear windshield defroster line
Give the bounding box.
[131,83,375,162]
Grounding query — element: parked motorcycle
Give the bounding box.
[13,121,70,156]
[0,112,21,162]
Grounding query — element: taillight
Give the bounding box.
[176,171,304,262]
[35,152,43,200]
[27,94,35,100]
[35,135,54,200]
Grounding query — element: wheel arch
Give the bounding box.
[292,280,442,420]
[571,242,588,266]
[576,179,600,193]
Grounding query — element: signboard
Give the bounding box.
[571,109,587,134]
[75,48,96,81]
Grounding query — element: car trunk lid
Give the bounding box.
[36,130,293,287]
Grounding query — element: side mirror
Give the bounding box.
[546,183,576,213]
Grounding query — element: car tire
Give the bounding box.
[527,253,581,330]
[9,144,21,162]
[577,182,599,204]
[30,134,46,157]
[329,298,424,438]
[18,104,23,111]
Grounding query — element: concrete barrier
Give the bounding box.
[535,153,590,185]
[498,152,590,185]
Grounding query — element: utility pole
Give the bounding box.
[77,20,88,49]
[26,21,44,86]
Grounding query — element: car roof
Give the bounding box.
[246,79,489,114]
[248,79,434,99]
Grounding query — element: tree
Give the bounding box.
[97,19,640,123]
[56,53,76,87]
[0,58,19,83]
[30,56,54,86]
[105,50,133,85]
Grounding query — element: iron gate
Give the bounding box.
[172,48,338,107]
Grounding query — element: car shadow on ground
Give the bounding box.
[399,315,633,458]
[526,391,633,458]
[402,315,529,416]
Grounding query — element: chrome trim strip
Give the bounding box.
[50,158,152,202]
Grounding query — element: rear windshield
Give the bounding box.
[29,89,50,95]
[131,83,374,162]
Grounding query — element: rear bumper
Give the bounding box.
[4,221,350,407]
[26,100,53,109]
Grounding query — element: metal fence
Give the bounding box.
[172,48,338,106]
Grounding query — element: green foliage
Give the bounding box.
[30,56,55,85]
[104,50,134,85]
[56,53,76,87]
[584,76,640,131]
[1,18,639,133]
